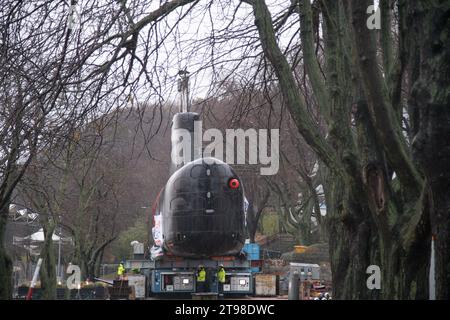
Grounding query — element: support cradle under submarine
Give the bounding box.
[125,72,260,297]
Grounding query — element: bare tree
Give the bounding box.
[0,0,200,297]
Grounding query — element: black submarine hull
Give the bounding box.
[158,157,245,257]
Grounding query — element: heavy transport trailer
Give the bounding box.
[124,243,261,297]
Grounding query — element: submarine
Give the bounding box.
[150,108,246,258]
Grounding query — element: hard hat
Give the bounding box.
[219,264,224,267]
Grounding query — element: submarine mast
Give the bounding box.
[177,69,191,113]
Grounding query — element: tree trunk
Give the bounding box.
[247,202,258,243]
[87,262,96,281]
[95,250,104,277]
[412,0,450,300]
[326,172,381,299]
[39,222,57,300]
[429,185,450,299]
[0,210,12,299]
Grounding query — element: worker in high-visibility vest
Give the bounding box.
[216,264,226,295]
[117,261,126,279]
[196,265,206,292]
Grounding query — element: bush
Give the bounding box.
[261,211,279,236]
[110,216,149,260]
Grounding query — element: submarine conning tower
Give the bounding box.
[170,112,201,174]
